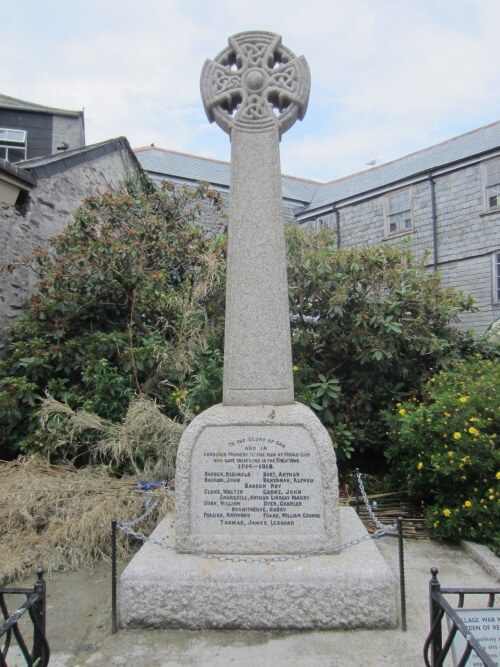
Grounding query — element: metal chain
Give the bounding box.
[116,472,397,563]
[117,521,396,563]
[355,469,385,530]
[121,489,173,530]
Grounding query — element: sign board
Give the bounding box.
[448,608,500,666]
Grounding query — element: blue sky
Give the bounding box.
[1,0,499,181]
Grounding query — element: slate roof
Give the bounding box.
[134,146,321,203]
[304,120,500,214]
[0,93,83,118]
[0,157,36,186]
[18,137,138,178]
[136,121,500,215]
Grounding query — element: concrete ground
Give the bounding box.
[10,536,500,667]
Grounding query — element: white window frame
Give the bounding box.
[482,158,500,211]
[493,251,500,303]
[0,128,27,163]
[383,188,413,237]
[314,213,335,230]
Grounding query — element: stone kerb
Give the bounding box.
[175,403,340,555]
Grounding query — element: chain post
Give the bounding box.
[397,517,407,632]
[355,467,360,515]
[111,519,117,635]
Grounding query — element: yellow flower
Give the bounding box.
[453,432,462,440]
[458,396,469,403]
[469,417,479,422]
[399,408,406,416]
[417,461,424,470]
[496,472,500,480]
[464,500,472,508]
[443,508,452,517]
[468,427,480,437]
[433,521,439,528]
[447,450,454,457]
[194,405,201,412]
[293,365,300,372]
[444,412,451,417]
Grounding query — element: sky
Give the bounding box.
[1,0,499,182]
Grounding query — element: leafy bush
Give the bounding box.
[0,189,485,475]
[287,225,477,466]
[384,357,500,554]
[0,174,226,461]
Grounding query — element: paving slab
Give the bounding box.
[11,535,498,666]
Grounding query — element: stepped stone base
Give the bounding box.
[119,508,398,630]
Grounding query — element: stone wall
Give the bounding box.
[330,160,500,334]
[0,141,137,353]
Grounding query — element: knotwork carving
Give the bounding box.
[200,31,310,136]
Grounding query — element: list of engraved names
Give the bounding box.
[192,427,324,533]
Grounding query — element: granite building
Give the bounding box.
[135,121,500,334]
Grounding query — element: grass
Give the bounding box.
[0,455,173,584]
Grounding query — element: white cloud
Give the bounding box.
[1,0,499,180]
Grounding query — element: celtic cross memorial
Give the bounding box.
[201,30,310,406]
[173,31,340,555]
[120,31,397,631]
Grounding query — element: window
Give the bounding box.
[494,252,500,303]
[314,213,335,230]
[0,128,27,162]
[484,159,500,210]
[384,189,412,235]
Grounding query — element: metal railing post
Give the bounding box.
[397,517,407,631]
[111,518,118,634]
[429,567,442,667]
[32,567,47,663]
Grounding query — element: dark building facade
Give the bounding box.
[0,94,85,163]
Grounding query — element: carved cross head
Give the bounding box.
[200,31,310,137]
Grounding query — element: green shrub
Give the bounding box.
[0,190,486,474]
[287,225,477,468]
[0,174,226,461]
[384,357,500,554]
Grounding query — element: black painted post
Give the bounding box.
[397,517,407,631]
[355,468,360,515]
[429,567,442,667]
[111,519,118,634]
[32,567,48,666]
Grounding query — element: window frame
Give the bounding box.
[0,128,27,163]
[482,158,500,212]
[315,213,335,230]
[383,187,413,237]
[493,251,500,304]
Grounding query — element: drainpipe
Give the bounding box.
[334,206,340,249]
[428,174,438,270]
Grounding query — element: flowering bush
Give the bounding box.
[384,357,500,554]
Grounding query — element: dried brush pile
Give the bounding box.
[38,394,184,480]
[0,456,173,584]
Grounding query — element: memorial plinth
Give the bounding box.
[120,30,397,631]
[175,403,340,554]
[120,508,397,630]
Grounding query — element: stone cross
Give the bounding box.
[201,31,310,406]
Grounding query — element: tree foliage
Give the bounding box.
[384,357,499,553]
[0,185,487,474]
[0,176,226,461]
[287,225,480,465]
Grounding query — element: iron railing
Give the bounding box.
[0,568,50,667]
[424,567,500,666]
